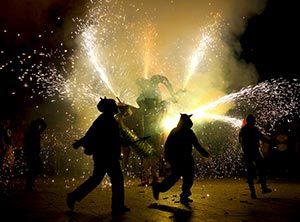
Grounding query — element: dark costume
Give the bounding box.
[239,114,272,198]
[67,98,130,215]
[152,114,210,203]
[24,118,47,190]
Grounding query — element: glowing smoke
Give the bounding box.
[6,0,292,181]
[69,0,268,112]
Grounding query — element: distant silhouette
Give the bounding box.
[67,97,130,216]
[152,114,210,204]
[24,118,47,190]
[239,114,272,199]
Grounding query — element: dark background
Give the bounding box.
[240,0,299,80]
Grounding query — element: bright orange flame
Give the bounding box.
[143,23,156,79]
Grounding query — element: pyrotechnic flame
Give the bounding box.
[201,113,242,128]
[183,13,222,89]
[184,33,212,88]
[143,24,156,79]
[163,78,300,133]
[162,112,242,132]
[82,27,117,96]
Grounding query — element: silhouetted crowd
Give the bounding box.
[1,97,300,216]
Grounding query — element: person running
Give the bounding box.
[152,113,210,204]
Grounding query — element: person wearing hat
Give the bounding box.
[152,113,210,204]
[67,97,130,215]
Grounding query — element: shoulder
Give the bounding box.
[166,128,177,140]
[94,114,106,123]
[188,129,196,136]
[168,128,178,135]
[240,125,250,133]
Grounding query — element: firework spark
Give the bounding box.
[163,78,300,134]
[183,12,222,89]
[1,1,299,184]
[82,27,117,96]
[184,33,213,88]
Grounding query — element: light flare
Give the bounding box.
[162,115,180,132]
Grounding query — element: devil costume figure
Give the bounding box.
[152,114,210,204]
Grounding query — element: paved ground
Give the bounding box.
[1,177,300,222]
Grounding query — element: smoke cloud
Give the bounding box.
[65,0,267,127]
[1,0,267,127]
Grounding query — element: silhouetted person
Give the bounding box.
[24,118,47,190]
[152,114,210,204]
[66,98,130,215]
[239,114,272,199]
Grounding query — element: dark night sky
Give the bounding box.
[240,0,300,80]
[0,0,299,119]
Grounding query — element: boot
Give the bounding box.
[111,205,130,216]
[151,182,160,200]
[261,182,272,194]
[180,197,193,204]
[66,193,76,211]
[249,183,257,199]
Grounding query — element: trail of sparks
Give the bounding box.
[143,23,156,79]
[201,113,242,128]
[183,12,222,89]
[189,78,300,133]
[82,28,117,96]
[184,33,212,88]
[162,113,242,132]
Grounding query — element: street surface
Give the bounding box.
[1,177,300,222]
